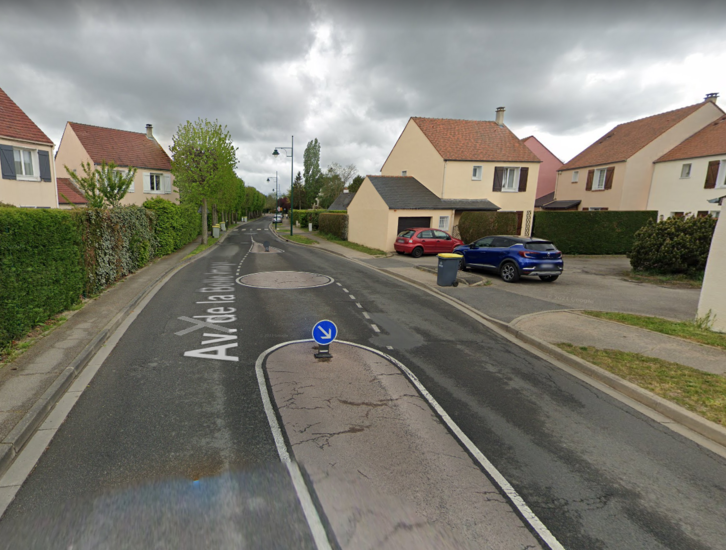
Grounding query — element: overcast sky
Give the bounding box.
[2,0,725,194]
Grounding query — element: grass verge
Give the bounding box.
[556,344,726,427]
[317,233,386,256]
[184,236,218,259]
[583,311,726,350]
[284,234,318,245]
[623,270,703,289]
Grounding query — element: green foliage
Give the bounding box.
[291,171,307,210]
[628,215,717,274]
[457,212,518,243]
[319,163,357,209]
[291,209,346,229]
[348,175,365,194]
[65,160,137,208]
[533,211,657,254]
[303,138,322,206]
[143,197,201,256]
[319,213,348,240]
[0,209,84,348]
[0,202,17,208]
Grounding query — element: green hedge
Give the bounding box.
[0,208,84,348]
[532,211,657,254]
[457,212,518,243]
[319,213,348,240]
[291,209,345,229]
[628,216,717,274]
[144,198,200,255]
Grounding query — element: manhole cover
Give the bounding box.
[236,271,334,289]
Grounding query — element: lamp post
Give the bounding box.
[272,136,294,235]
[267,172,278,229]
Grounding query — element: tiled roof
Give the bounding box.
[411,117,541,163]
[367,176,499,211]
[534,191,555,208]
[0,87,53,145]
[655,115,726,162]
[57,178,88,204]
[69,122,171,170]
[541,199,581,210]
[561,102,706,171]
[328,192,356,210]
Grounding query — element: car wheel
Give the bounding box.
[458,258,468,271]
[411,246,424,258]
[499,261,520,283]
[539,275,559,282]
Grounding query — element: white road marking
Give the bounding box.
[362,312,371,319]
[336,283,342,287]
[386,345,394,350]
[355,303,362,309]
[349,295,356,300]
[342,288,348,293]
[370,324,380,333]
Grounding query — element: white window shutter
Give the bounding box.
[143,172,151,193]
[164,174,172,194]
[128,171,135,192]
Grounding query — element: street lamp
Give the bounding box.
[267,171,278,229]
[272,136,294,236]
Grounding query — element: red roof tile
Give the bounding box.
[0,87,54,145]
[656,115,726,162]
[69,122,171,170]
[57,177,88,204]
[411,117,540,163]
[560,102,706,171]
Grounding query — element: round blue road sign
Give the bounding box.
[312,319,338,345]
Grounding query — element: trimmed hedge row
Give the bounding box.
[532,211,657,254]
[628,216,717,274]
[457,212,518,244]
[143,197,200,256]
[291,209,346,229]
[318,213,348,240]
[0,208,85,348]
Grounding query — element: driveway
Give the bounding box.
[366,254,700,322]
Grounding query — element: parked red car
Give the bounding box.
[394,228,464,258]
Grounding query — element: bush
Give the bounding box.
[0,209,84,348]
[628,216,717,274]
[532,211,657,254]
[319,213,348,239]
[457,212,518,243]
[144,198,201,255]
[291,209,346,229]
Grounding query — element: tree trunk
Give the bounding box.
[212,204,218,226]
[201,198,208,245]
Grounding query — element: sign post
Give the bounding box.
[312,319,337,359]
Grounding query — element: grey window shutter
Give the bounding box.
[518,167,529,192]
[704,160,719,189]
[492,167,504,192]
[38,150,52,182]
[0,145,16,180]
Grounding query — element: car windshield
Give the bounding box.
[525,241,557,251]
[398,230,415,238]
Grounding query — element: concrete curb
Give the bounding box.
[0,224,240,478]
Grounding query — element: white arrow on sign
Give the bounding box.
[317,326,332,339]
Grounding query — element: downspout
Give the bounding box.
[442,160,447,198]
[51,145,59,209]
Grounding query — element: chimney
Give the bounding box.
[495,107,505,127]
[705,93,719,104]
[146,124,154,140]
[343,187,349,193]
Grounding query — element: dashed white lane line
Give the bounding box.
[257,228,262,231]
[355,303,362,309]
[386,345,394,350]
[370,324,380,333]
[349,295,356,300]
[342,288,349,293]
[336,283,342,287]
[362,312,371,319]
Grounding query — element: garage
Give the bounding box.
[397,216,431,233]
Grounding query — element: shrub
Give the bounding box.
[0,209,84,348]
[628,216,717,274]
[291,209,345,229]
[532,211,657,254]
[457,212,518,243]
[144,198,201,255]
[319,213,348,239]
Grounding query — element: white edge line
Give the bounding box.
[255,340,333,550]
[259,339,566,550]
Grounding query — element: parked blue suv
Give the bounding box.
[454,235,563,283]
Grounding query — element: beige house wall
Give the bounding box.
[380,120,445,196]
[647,156,726,218]
[0,136,57,208]
[347,178,392,251]
[555,162,627,210]
[383,208,456,252]
[698,212,726,332]
[120,170,178,206]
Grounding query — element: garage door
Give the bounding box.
[397,216,431,234]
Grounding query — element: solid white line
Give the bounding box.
[370,324,380,333]
[362,312,370,319]
[355,303,362,309]
[255,342,333,550]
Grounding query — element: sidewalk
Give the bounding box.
[0,227,235,477]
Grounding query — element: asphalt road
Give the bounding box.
[1,216,725,549]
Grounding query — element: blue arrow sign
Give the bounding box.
[312,319,338,345]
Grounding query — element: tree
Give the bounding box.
[303,138,322,207]
[291,171,307,210]
[170,118,238,244]
[278,196,291,211]
[65,160,137,208]
[319,163,358,209]
[348,174,365,194]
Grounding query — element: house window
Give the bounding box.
[670,212,684,218]
[572,171,579,183]
[150,173,162,192]
[472,166,482,180]
[401,170,407,177]
[593,168,607,190]
[502,167,519,191]
[718,161,726,188]
[13,148,37,179]
[438,216,450,230]
[680,163,692,178]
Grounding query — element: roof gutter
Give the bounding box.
[0,135,55,147]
